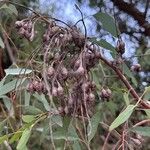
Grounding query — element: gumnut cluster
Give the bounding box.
[100,88,112,101]
[16,18,102,116]
[15,19,35,41]
[27,79,46,94]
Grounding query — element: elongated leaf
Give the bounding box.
[22,105,43,115]
[17,128,31,150]
[0,135,8,144]
[0,78,26,96]
[25,90,30,106]
[123,64,137,87]
[5,68,32,75]
[0,4,18,15]
[52,125,79,141]
[52,115,63,127]
[22,115,36,123]
[0,37,4,48]
[73,141,81,150]
[123,92,130,106]
[95,39,116,53]
[131,127,150,137]
[33,93,50,111]
[0,119,7,134]
[109,105,135,131]
[94,12,119,37]
[88,110,102,141]
[143,109,150,118]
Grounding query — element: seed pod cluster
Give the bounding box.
[16,17,107,117]
[27,79,46,94]
[100,88,112,101]
[15,20,35,41]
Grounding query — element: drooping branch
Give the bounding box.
[111,0,150,36]
[98,53,150,109]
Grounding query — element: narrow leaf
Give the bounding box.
[131,127,150,137]
[0,135,8,144]
[123,63,137,87]
[22,115,36,123]
[5,68,32,75]
[123,92,130,106]
[0,37,4,48]
[109,105,135,131]
[94,12,119,37]
[0,4,18,15]
[0,78,26,96]
[17,128,31,150]
[88,110,102,141]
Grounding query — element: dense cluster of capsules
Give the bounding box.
[15,19,35,41]
[16,18,111,116]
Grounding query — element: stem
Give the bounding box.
[99,54,150,109]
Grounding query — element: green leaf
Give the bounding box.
[17,128,31,150]
[52,125,79,141]
[109,105,135,131]
[94,12,119,37]
[123,92,130,106]
[88,110,102,141]
[0,135,8,144]
[0,78,26,96]
[22,115,36,123]
[9,123,32,144]
[0,37,4,48]
[0,4,18,15]
[33,93,50,111]
[131,127,150,137]
[123,63,137,87]
[52,115,63,127]
[0,119,7,134]
[73,141,81,150]
[95,39,116,53]
[5,68,32,76]
[1,95,12,111]
[143,109,150,118]
[22,105,43,115]
[24,90,30,106]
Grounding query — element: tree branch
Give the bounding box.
[98,53,150,109]
[111,0,150,36]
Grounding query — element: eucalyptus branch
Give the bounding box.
[94,48,150,109]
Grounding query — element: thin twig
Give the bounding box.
[102,131,111,150]
[133,119,150,128]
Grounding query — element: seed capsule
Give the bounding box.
[47,66,55,77]
[131,64,141,72]
[52,87,58,97]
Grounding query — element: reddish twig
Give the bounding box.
[98,54,150,109]
[102,132,111,150]
[133,119,150,128]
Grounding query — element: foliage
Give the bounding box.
[0,1,150,150]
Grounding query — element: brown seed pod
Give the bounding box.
[131,64,141,72]
[57,86,64,96]
[88,93,95,102]
[27,82,34,93]
[116,39,125,55]
[47,66,55,77]
[61,67,68,77]
[64,106,69,114]
[75,66,85,76]
[15,21,24,28]
[52,86,58,97]
[100,88,112,100]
